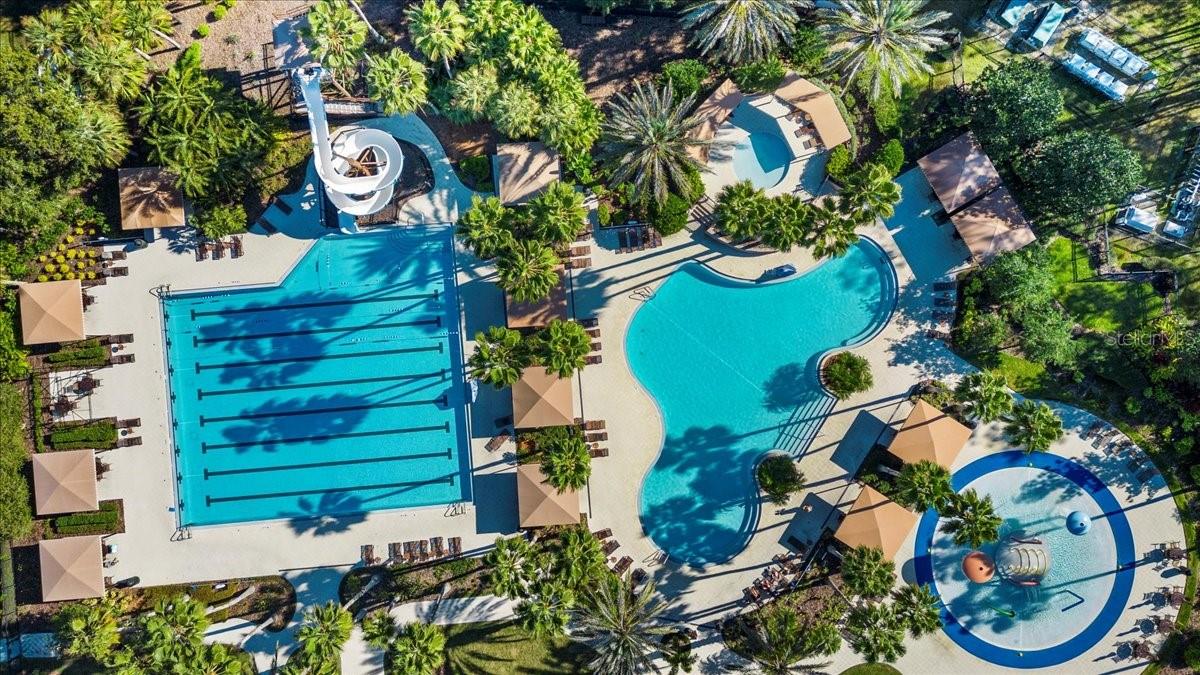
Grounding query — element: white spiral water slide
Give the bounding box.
[294,66,403,216]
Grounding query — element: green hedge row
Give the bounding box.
[46,339,104,363]
[50,502,120,536]
[49,420,117,449]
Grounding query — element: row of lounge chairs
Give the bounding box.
[1063,52,1130,101]
[566,244,592,270]
[1085,422,1161,484]
[371,536,463,565]
[1079,27,1150,78]
[196,237,244,261]
[617,227,662,254]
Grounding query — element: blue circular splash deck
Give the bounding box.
[914,451,1136,668]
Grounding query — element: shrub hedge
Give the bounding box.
[45,339,107,369]
[49,420,117,450]
[50,501,122,537]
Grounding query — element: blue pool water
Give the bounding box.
[729,101,794,190]
[629,240,897,565]
[915,451,1135,668]
[163,227,471,527]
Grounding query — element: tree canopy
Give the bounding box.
[1018,129,1144,222]
[970,60,1063,162]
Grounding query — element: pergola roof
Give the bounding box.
[32,449,99,515]
[505,268,569,329]
[688,78,744,163]
[516,463,579,528]
[917,132,1003,214]
[834,485,917,561]
[511,367,575,429]
[774,73,852,149]
[494,142,561,205]
[950,187,1037,262]
[18,280,85,345]
[39,536,104,602]
[118,167,185,230]
[887,400,972,468]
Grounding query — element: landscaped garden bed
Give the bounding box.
[47,419,118,451]
[340,554,489,609]
[443,619,594,674]
[43,339,110,370]
[44,499,123,538]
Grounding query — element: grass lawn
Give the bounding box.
[443,621,594,674]
[840,665,903,675]
[1046,236,1163,332]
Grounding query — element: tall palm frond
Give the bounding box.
[365,48,428,115]
[406,0,468,77]
[819,0,950,100]
[573,575,671,675]
[682,0,810,65]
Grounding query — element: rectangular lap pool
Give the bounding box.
[163,227,471,527]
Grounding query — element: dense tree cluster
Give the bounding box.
[468,319,592,389]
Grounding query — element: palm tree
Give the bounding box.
[468,326,530,389]
[501,4,561,75]
[844,602,906,663]
[485,535,540,599]
[942,488,1002,548]
[292,602,353,675]
[76,39,147,101]
[892,583,942,638]
[392,622,446,675]
[529,182,586,245]
[194,644,244,675]
[365,48,428,116]
[23,8,70,68]
[123,0,179,54]
[806,197,859,258]
[573,574,670,674]
[54,594,122,664]
[819,0,951,100]
[762,193,811,251]
[517,581,576,639]
[447,61,499,122]
[681,0,810,65]
[496,240,561,303]
[140,596,209,666]
[407,0,469,77]
[540,433,592,492]
[600,81,708,207]
[456,195,515,260]
[741,604,840,674]
[304,0,368,90]
[535,320,591,378]
[661,631,697,675]
[66,0,120,47]
[1004,400,1063,453]
[839,163,902,223]
[488,82,541,138]
[555,526,606,590]
[361,610,399,651]
[841,545,895,598]
[714,180,769,241]
[75,102,131,171]
[955,371,1013,423]
[894,460,953,512]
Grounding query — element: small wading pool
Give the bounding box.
[731,131,792,189]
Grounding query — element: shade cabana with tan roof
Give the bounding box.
[18,280,85,346]
[917,132,1003,215]
[33,449,99,516]
[494,142,561,205]
[887,400,972,468]
[834,485,917,561]
[688,78,744,163]
[511,367,575,429]
[118,167,185,231]
[505,268,569,330]
[774,73,852,150]
[516,463,580,528]
[39,535,104,602]
[951,186,1037,262]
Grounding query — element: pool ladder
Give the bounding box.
[629,286,655,302]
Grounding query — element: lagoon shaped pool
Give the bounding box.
[627,240,897,565]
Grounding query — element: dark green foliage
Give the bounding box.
[970,60,1063,162]
[788,25,827,74]
[50,502,121,537]
[955,309,1010,357]
[1017,130,1143,222]
[875,139,904,177]
[649,193,690,236]
[50,420,118,450]
[0,384,32,540]
[756,454,804,505]
[193,204,247,240]
[872,90,901,136]
[715,180,768,241]
[731,54,787,93]
[1017,302,1078,367]
[458,155,492,188]
[46,340,108,369]
[681,164,707,205]
[841,546,896,599]
[660,59,709,101]
[826,144,855,184]
[0,292,30,380]
[978,246,1056,314]
[823,352,873,399]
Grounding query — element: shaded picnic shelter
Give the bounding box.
[118,167,186,231]
[505,268,569,330]
[32,449,99,516]
[773,73,852,150]
[918,132,1036,262]
[886,400,972,468]
[688,78,744,163]
[834,485,917,561]
[516,463,579,528]
[494,142,561,205]
[39,535,104,602]
[511,366,575,429]
[951,187,1036,262]
[18,279,85,346]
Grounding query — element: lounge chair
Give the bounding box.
[933,281,956,292]
[361,545,378,565]
[495,414,513,428]
[388,542,403,563]
[925,329,951,340]
[112,334,134,344]
[212,242,225,260]
[448,537,462,557]
[592,528,612,539]
[570,245,591,257]
[631,568,648,584]
[586,328,601,340]
[430,537,445,558]
[934,296,955,307]
[113,354,135,365]
[196,243,209,261]
[585,355,602,365]
[485,433,510,452]
[589,448,609,458]
[568,257,591,270]
[255,218,279,235]
[402,541,415,562]
[1137,466,1160,483]
[933,311,955,323]
[418,540,430,560]
[613,556,633,574]
[116,436,142,447]
[586,432,608,442]
[602,540,620,555]
[584,420,606,431]
[117,418,141,429]
[231,236,244,259]
[590,341,602,352]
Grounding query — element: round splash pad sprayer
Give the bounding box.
[1067,510,1092,535]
